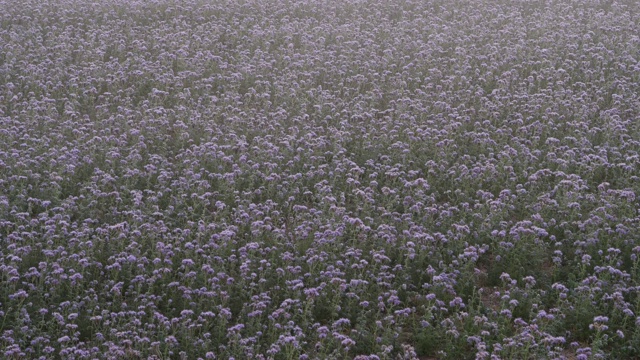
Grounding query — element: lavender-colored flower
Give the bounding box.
[57,336,71,343]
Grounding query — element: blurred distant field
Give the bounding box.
[1,0,639,359]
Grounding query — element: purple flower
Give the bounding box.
[57,336,71,343]
[182,258,195,267]
[332,318,350,328]
[593,316,608,323]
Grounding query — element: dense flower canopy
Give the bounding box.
[1,0,639,358]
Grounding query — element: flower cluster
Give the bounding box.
[1,0,639,358]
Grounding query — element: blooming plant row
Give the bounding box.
[1,0,639,359]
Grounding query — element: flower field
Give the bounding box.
[1,0,640,358]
